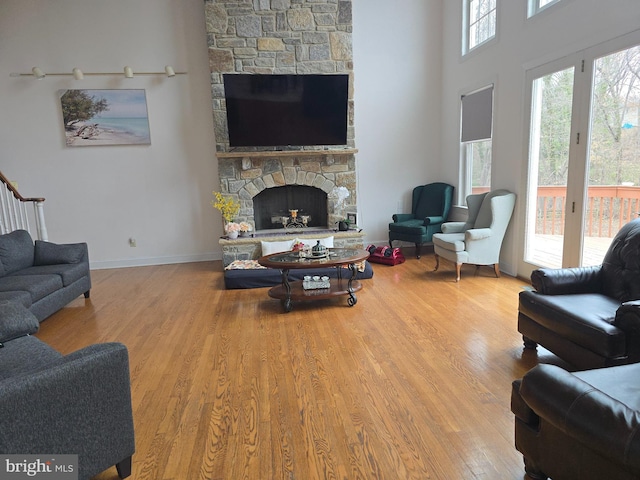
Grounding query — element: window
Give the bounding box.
[461,85,494,200]
[527,0,561,18]
[463,0,497,54]
[465,140,492,195]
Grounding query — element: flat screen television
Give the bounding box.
[223,74,348,148]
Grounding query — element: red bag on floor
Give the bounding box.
[366,244,406,266]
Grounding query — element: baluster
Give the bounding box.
[9,194,20,232]
[17,199,28,232]
[34,201,48,241]
[0,189,7,234]
[1,189,16,232]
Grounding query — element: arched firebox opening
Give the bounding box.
[253,185,328,231]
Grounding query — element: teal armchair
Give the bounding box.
[388,182,454,258]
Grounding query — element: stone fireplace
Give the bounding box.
[205,0,358,236]
[217,151,356,231]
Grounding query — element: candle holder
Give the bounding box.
[282,210,309,229]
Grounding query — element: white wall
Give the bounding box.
[352,0,444,245]
[0,0,218,268]
[441,0,640,276]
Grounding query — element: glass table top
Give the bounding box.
[259,248,368,267]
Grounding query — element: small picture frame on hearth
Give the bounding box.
[346,212,357,227]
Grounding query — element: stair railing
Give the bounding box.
[0,171,48,241]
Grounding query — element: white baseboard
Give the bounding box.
[90,252,221,270]
[364,237,391,248]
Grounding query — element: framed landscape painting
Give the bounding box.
[60,89,151,146]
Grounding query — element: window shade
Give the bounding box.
[461,85,494,142]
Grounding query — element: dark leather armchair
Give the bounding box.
[512,362,640,480]
[388,182,453,258]
[518,218,640,369]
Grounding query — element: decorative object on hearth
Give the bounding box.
[212,191,240,222]
[224,222,240,239]
[238,221,252,237]
[282,209,310,229]
[212,192,241,237]
[328,186,350,226]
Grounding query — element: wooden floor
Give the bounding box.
[35,253,558,480]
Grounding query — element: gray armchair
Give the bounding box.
[0,301,135,479]
[432,189,516,281]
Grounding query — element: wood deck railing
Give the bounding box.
[0,171,48,240]
[536,185,640,237]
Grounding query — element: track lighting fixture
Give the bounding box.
[31,67,45,79]
[10,66,186,79]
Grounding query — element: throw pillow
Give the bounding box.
[261,239,295,256]
[0,230,34,274]
[224,260,267,270]
[0,300,39,343]
[34,240,84,266]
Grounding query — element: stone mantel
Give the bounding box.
[216,149,358,159]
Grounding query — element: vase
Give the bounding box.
[227,230,238,239]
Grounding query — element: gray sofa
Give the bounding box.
[0,230,91,321]
[0,300,135,479]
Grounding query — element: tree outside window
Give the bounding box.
[468,140,492,194]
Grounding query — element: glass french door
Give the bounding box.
[582,44,640,266]
[522,30,640,273]
[525,64,575,268]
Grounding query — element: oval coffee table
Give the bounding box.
[258,248,370,313]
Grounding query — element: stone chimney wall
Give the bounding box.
[205,0,357,230]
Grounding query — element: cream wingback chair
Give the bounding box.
[432,189,516,282]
